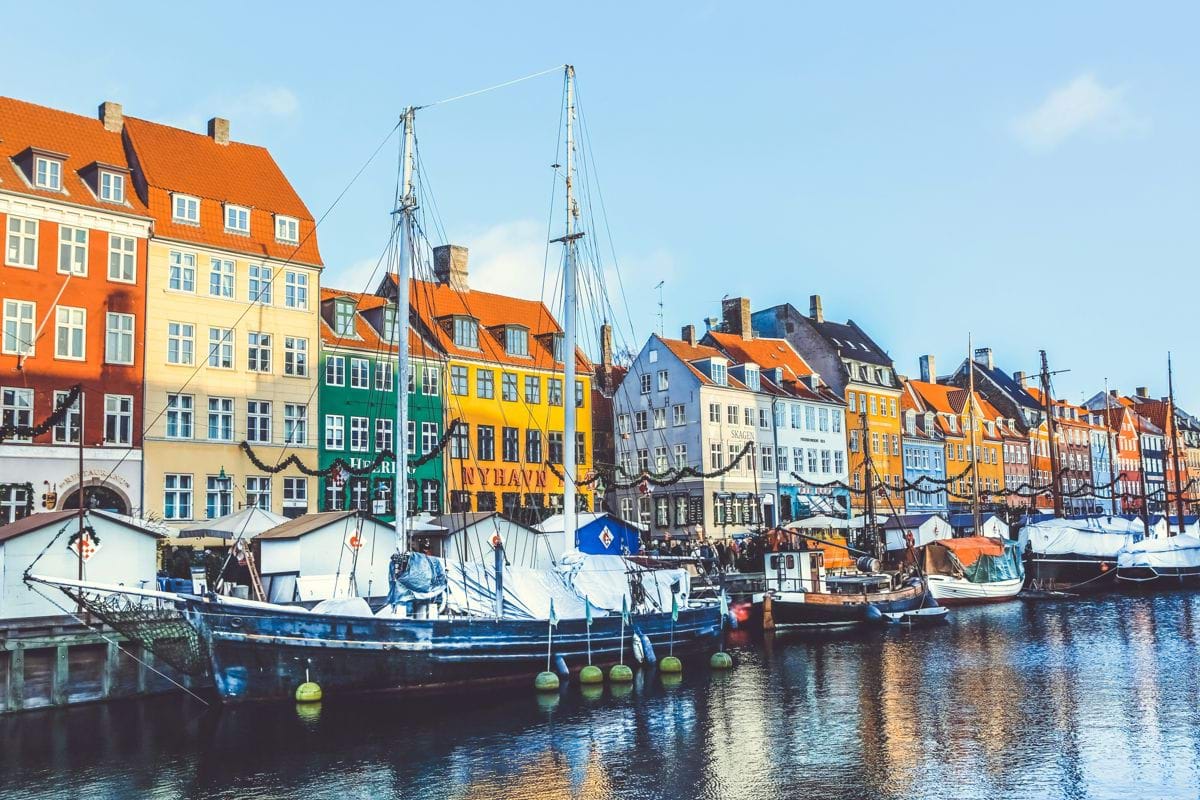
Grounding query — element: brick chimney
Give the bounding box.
[1109,389,1118,398]
[207,117,230,145]
[1136,387,1149,399]
[1014,371,1026,386]
[433,244,469,292]
[681,324,697,347]
[973,347,994,371]
[919,354,936,384]
[721,297,751,340]
[809,294,824,324]
[98,101,123,133]
[600,324,613,370]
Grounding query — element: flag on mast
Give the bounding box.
[549,598,559,628]
[585,596,593,628]
[671,592,679,622]
[621,594,630,624]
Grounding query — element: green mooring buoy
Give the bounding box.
[710,651,734,670]
[579,665,604,684]
[660,655,683,674]
[609,663,634,683]
[534,671,561,691]
[295,681,323,703]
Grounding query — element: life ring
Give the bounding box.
[1100,562,1110,572]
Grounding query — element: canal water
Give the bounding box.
[3,592,1200,800]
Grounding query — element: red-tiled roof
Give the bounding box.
[0,96,149,217]
[319,286,436,359]
[657,337,749,390]
[704,332,814,377]
[123,116,321,266]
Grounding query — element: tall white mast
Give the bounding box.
[395,106,416,552]
[559,65,581,557]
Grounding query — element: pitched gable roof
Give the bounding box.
[656,336,749,390]
[813,318,894,368]
[319,286,437,359]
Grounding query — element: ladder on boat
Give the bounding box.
[234,540,266,602]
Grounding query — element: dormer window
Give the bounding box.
[173,194,200,225]
[947,414,958,432]
[99,171,125,203]
[905,410,916,435]
[334,299,356,336]
[710,361,728,387]
[275,215,299,243]
[880,368,892,384]
[452,317,478,349]
[225,204,250,235]
[34,156,62,190]
[551,333,565,362]
[743,366,759,388]
[504,327,529,357]
[383,305,398,342]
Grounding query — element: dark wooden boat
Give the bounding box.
[181,596,721,702]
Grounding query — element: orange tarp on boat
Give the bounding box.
[934,536,1005,566]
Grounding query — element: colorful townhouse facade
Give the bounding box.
[379,245,593,525]
[129,113,324,524]
[900,378,947,514]
[751,295,904,511]
[702,314,848,523]
[0,98,151,520]
[315,287,444,519]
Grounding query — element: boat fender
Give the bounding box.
[863,603,884,624]
[554,655,570,679]
[631,630,645,663]
[637,629,657,665]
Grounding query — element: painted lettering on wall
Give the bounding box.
[460,467,550,489]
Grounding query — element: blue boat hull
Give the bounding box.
[182,600,722,702]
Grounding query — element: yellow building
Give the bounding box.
[378,245,593,521]
[124,115,323,524]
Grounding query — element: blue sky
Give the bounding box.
[5,2,1198,405]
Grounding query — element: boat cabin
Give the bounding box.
[763,550,827,593]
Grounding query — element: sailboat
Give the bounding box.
[30,68,723,702]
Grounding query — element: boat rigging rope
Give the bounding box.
[416,65,565,110]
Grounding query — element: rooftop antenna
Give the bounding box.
[654,281,665,337]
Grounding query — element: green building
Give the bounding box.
[317,288,445,520]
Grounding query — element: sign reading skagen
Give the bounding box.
[729,429,757,441]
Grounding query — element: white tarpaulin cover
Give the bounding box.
[1020,519,1141,558]
[1117,534,1200,570]
[442,553,687,620]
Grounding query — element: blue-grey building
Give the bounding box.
[900,380,947,513]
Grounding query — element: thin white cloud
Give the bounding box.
[1011,73,1148,152]
[167,85,301,134]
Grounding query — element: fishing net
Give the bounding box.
[56,585,209,677]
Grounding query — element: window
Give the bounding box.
[163,321,194,366]
[325,483,346,511]
[502,427,520,462]
[710,443,724,469]
[246,476,271,510]
[350,416,369,451]
[726,405,738,425]
[55,306,86,360]
[200,327,233,370]
[762,446,774,473]
[709,403,721,423]
[169,251,196,292]
[674,443,687,468]
[821,450,832,473]
[275,215,299,243]
[805,406,816,430]
[654,446,668,471]
[832,411,842,433]
[778,447,789,472]
[58,226,87,275]
[439,364,465,397]
[350,358,369,389]
[619,451,634,475]
[208,259,235,298]
[760,408,770,429]
[422,366,439,396]
[620,497,635,523]
[1,388,33,442]
[286,479,311,516]
[281,337,308,377]
[477,369,495,399]
[657,370,669,391]
[206,475,233,519]
[225,204,250,234]
[105,313,134,365]
[208,397,233,441]
[634,411,648,432]
[325,415,344,449]
[551,333,565,362]
[104,394,132,445]
[653,408,666,429]
[247,400,272,443]
[848,393,857,413]
[382,305,398,342]
[673,404,686,426]
[375,419,394,452]
[744,408,754,427]
[52,389,81,444]
[711,362,727,386]
[34,156,62,190]
[548,378,563,406]
[505,327,528,356]
[334,300,355,336]
[285,271,308,309]
[421,422,439,455]
[453,318,478,348]
[165,394,193,438]
[172,194,200,224]
[640,374,652,394]
[375,362,394,392]
[793,447,804,471]
[476,425,496,461]
[247,332,271,372]
[524,375,541,404]
[870,395,878,415]
[99,171,125,203]
[284,404,307,445]
[6,216,37,268]
[576,380,585,408]
[807,449,818,473]
[422,480,440,514]
[108,235,136,282]
[449,423,469,458]
[248,265,272,304]
[163,474,193,520]
[325,355,345,386]
[638,448,650,472]
[818,407,830,432]
[526,430,542,463]
[502,372,518,402]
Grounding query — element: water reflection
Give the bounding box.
[3,593,1200,799]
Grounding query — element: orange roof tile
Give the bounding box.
[319,286,435,359]
[0,96,149,218]
[657,337,751,390]
[122,116,321,266]
[704,331,814,379]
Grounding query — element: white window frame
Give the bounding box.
[284,270,308,309]
[208,397,234,441]
[172,194,200,224]
[209,258,235,299]
[2,299,36,356]
[284,336,308,377]
[55,306,86,361]
[99,171,125,204]
[168,321,195,365]
[284,403,307,445]
[168,250,196,292]
[350,358,370,389]
[350,416,369,452]
[375,362,394,392]
[375,418,394,452]
[247,400,272,444]
[34,156,62,190]
[104,394,133,445]
[107,234,136,283]
[325,355,345,386]
[334,300,355,336]
[248,264,272,304]
[105,312,135,365]
[247,331,272,373]
[6,216,38,269]
[275,215,299,243]
[52,388,81,444]
[246,476,271,510]
[224,204,250,235]
[165,393,194,439]
[163,474,193,520]
[325,414,345,450]
[58,226,88,276]
[207,326,234,369]
[1,387,34,442]
[283,477,307,509]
